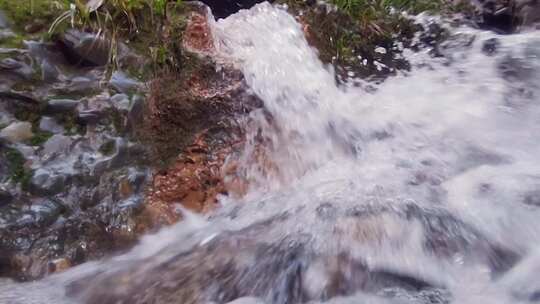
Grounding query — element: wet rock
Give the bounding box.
[40,59,59,83]
[316,202,337,220]
[77,110,102,125]
[0,186,12,207]
[42,135,73,157]
[477,1,516,33]
[0,121,33,143]
[110,71,139,94]
[523,189,540,206]
[48,258,71,274]
[55,29,111,67]
[0,90,40,104]
[482,38,500,56]
[127,94,144,131]
[72,220,447,304]
[498,56,534,82]
[0,10,8,28]
[470,0,540,33]
[7,199,64,230]
[148,134,231,214]
[28,199,64,227]
[201,0,268,19]
[183,10,215,54]
[39,117,65,134]
[28,169,70,196]
[227,297,266,304]
[0,58,34,79]
[46,98,79,113]
[110,93,130,111]
[24,21,44,34]
[519,0,540,28]
[92,139,147,177]
[76,93,112,123]
[69,76,99,93]
[0,29,15,40]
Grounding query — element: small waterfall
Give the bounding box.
[3,2,540,304]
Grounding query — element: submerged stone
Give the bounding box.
[28,169,70,196]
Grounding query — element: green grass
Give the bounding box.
[330,0,444,15]
[280,0,467,80]
[0,0,70,32]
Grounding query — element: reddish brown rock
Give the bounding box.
[183,11,215,54]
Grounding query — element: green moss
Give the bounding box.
[99,139,116,155]
[14,109,41,125]
[0,34,24,49]
[58,114,85,136]
[28,130,53,146]
[4,147,32,186]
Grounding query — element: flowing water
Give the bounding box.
[3,2,540,303]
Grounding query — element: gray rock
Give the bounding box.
[127,169,147,193]
[127,94,144,130]
[0,108,13,126]
[10,200,64,229]
[226,297,265,304]
[117,196,144,211]
[91,139,145,177]
[0,58,34,80]
[77,110,102,125]
[482,38,500,56]
[69,76,98,93]
[0,186,12,207]
[42,135,73,155]
[46,99,79,113]
[0,121,33,143]
[39,117,65,134]
[110,71,139,93]
[41,59,59,82]
[0,29,15,40]
[58,29,111,66]
[14,144,36,160]
[28,199,64,227]
[28,169,69,196]
[0,10,8,29]
[111,93,130,111]
[519,1,540,28]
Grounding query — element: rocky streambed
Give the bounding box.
[0,0,540,303]
[0,1,263,280]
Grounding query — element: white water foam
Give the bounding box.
[3,2,540,303]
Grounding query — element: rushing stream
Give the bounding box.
[2,2,540,303]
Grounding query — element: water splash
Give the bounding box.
[3,2,540,304]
